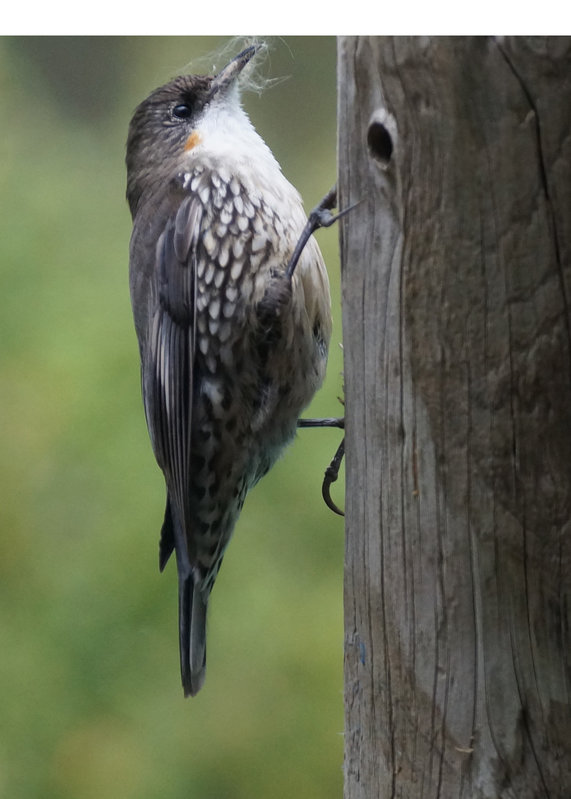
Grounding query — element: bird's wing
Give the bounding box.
[141,193,203,569]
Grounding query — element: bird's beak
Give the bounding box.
[210,45,259,99]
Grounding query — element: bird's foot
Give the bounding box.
[286,186,358,280]
[297,416,345,516]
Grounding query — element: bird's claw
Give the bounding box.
[298,417,345,515]
[286,185,358,280]
[322,438,345,516]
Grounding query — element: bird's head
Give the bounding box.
[126,45,263,216]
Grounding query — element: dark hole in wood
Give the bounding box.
[367,121,393,165]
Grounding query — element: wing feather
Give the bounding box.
[142,193,203,569]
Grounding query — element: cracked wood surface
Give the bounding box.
[338,36,571,799]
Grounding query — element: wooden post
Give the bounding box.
[338,36,571,798]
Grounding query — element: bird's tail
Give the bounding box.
[179,571,207,697]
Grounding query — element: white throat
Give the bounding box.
[183,94,298,203]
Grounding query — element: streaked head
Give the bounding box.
[126,46,261,215]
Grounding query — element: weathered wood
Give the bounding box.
[338,36,571,798]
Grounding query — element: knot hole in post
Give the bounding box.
[367,109,396,169]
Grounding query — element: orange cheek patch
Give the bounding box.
[184,131,202,151]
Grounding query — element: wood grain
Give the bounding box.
[338,36,571,799]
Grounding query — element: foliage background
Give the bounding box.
[0,36,344,798]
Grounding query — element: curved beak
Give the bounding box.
[209,45,259,99]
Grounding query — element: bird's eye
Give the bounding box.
[172,103,192,120]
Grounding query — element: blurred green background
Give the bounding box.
[0,36,344,798]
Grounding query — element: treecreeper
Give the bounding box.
[126,45,332,696]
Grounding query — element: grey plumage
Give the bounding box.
[126,46,331,696]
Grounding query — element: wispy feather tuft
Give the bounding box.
[179,37,288,96]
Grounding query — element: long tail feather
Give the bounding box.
[179,572,207,697]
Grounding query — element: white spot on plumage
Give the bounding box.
[251,234,266,253]
[219,242,230,268]
[220,207,233,225]
[214,268,225,288]
[202,378,224,406]
[198,184,210,205]
[252,214,264,234]
[205,263,215,285]
[230,259,243,281]
[233,238,245,259]
[209,298,220,319]
[203,229,217,257]
[222,301,235,319]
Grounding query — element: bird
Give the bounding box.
[126,45,332,696]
